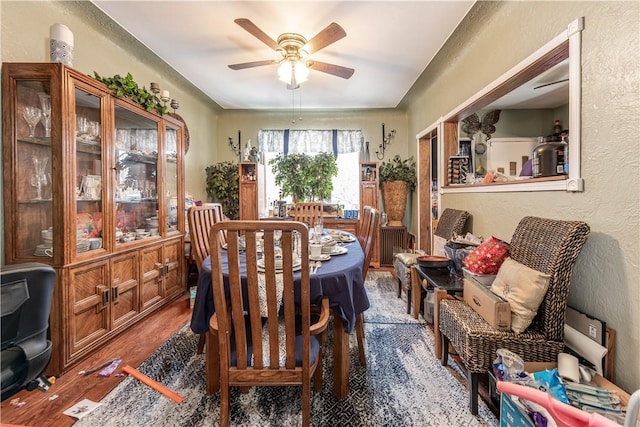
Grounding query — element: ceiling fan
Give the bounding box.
[228,18,354,88]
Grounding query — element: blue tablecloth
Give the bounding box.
[190,240,369,335]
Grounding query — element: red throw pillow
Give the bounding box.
[462,236,510,274]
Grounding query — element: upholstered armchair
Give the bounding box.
[393,208,470,318]
[439,216,590,415]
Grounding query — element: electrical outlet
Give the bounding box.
[589,324,597,339]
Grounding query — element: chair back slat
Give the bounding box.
[509,216,590,340]
[293,203,323,228]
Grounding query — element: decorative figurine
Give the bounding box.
[248,146,260,163]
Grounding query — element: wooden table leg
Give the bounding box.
[433,288,448,360]
[332,313,349,399]
[411,267,421,319]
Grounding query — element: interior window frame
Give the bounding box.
[436,17,585,194]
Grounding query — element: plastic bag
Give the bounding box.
[443,241,475,274]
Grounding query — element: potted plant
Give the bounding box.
[205,161,239,219]
[269,152,338,202]
[379,155,417,226]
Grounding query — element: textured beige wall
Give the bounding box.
[0,0,220,202]
[404,1,640,392]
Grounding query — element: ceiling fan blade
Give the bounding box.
[234,18,280,51]
[303,22,346,54]
[309,61,354,79]
[228,60,276,70]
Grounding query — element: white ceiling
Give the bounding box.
[92,1,475,110]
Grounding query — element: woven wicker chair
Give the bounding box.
[439,216,590,415]
[393,208,470,318]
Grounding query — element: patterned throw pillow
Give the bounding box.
[462,236,510,274]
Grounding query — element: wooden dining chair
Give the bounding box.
[355,205,380,367]
[208,220,329,427]
[187,203,226,353]
[356,205,373,249]
[292,202,323,228]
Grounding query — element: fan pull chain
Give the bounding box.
[298,88,303,122]
[291,90,296,124]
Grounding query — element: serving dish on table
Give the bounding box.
[416,255,451,269]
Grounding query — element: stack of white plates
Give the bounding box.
[257,255,301,272]
[77,238,90,253]
[328,230,356,243]
[325,246,348,256]
[34,244,51,257]
[321,239,338,254]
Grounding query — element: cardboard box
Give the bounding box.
[463,278,511,330]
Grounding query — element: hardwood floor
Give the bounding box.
[1,295,193,427]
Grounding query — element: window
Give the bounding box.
[258,129,363,212]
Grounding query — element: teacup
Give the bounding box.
[310,243,322,258]
[44,248,54,257]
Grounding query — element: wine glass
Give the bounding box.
[22,107,42,138]
[37,93,52,137]
[30,172,49,200]
[30,156,49,199]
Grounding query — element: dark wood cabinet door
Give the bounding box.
[68,261,110,359]
[162,239,183,299]
[140,244,164,311]
[111,252,140,330]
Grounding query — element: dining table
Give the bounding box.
[190,232,369,399]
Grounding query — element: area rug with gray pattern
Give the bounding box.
[75,271,498,426]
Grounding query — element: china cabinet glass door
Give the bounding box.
[14,80,54,259]
[74,86,104,255]
[113,104,159,246]
[164,124,179,233]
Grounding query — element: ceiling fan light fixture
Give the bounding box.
[278,60,309,86]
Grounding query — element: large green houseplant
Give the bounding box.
[379,155,417,226]
[269,152,338,202]
[205,161,239,219]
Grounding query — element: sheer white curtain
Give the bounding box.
[258,129,363,155]
[258,129,364,211]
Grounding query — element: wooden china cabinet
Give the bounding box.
[2,63,185,376]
